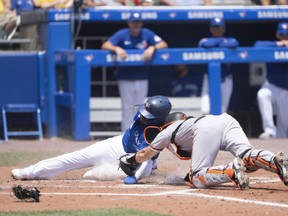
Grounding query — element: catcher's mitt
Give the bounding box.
[119,153,141,176]
[11,185,41,202]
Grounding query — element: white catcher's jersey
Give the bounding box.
[149,113,253,172]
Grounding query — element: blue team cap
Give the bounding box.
[128,12,142,22]
[277,22,288,35]
[210,17,225,27]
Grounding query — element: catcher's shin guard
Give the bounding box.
[184,158,249,189]
[242,149,278,173]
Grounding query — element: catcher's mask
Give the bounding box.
[138,95,172,126]
[144,111,187,144]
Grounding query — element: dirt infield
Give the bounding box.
[0,138,288,215]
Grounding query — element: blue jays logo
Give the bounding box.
[239,11,246,18]
[239,51,248,59]
[134,132,141,147]
[85,54,94,62]
[281,23,288,30]
[169,13,177,18]
[161,53,170,61]
[103,13,110,19]
[135,40,148,49]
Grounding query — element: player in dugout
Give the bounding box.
[254,22,288,140]
[199,17,239,115]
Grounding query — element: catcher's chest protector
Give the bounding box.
[167,116,205,159]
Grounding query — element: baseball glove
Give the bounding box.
[11,185,41,202]
[119,153,141,176]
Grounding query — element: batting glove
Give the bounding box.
[123,176,137,184]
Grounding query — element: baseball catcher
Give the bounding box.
[11,185,41,202]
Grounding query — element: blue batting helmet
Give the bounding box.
[138,95,172,126]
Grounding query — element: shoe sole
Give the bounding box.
[233,158,249,189]
[275,152,288,186]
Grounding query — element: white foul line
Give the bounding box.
[41,188,288,209]
[175,190,288,208]
[2,177,286,209]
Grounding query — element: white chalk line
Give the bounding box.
[0,176,280,190]
[40,188,288,209]
[175,190,288,208]
[1,177,287,209]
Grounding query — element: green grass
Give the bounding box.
[0,151,60,166]
[0,209,170,216]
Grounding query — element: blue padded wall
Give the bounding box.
[0,53,41,139]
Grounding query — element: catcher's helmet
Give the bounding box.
[164,111,187,126]
[138,95,172,126]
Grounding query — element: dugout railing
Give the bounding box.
[54,47,288,140]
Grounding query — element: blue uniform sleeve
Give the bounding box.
[108,29,126,46]
[143,28,163,46]
[254,41,278,47]
[219,37,239,48]
[198,38,221,48]
[199,37,239,48]
[11,0,17,10]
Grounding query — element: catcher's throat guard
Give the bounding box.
[144,112,188,144]
[144,126,162,144]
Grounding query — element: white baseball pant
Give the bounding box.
[201,74,233,114]
[118,80,148,132]
[18,135,153,180]
[257,81,288,138]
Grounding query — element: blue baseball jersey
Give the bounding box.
[122,112,149,153]
[171,76,199,97]
[254,41,288,89]
[199,37,239,78]
[108,28,163,80]
[11,0,34,15]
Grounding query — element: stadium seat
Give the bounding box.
[2,104,43,142]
